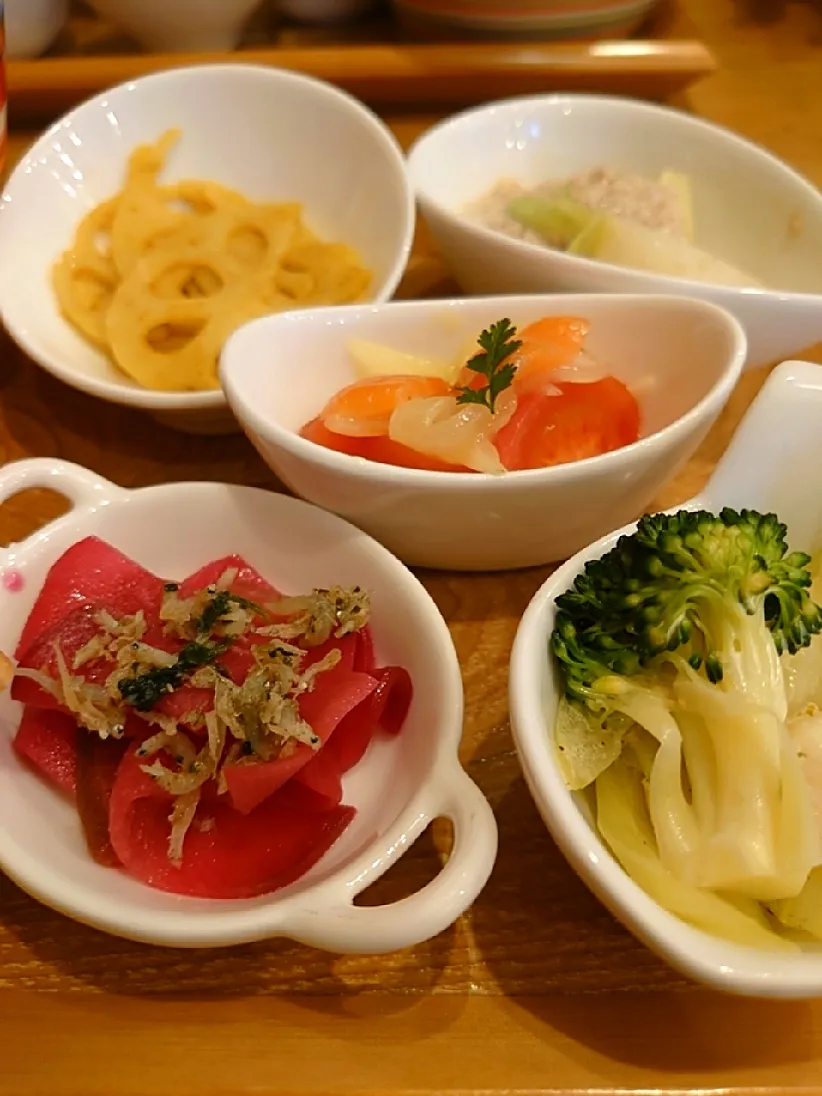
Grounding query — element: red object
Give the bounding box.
[222,663,377,815]
[494,378,641,471]
[109,744,355,899]
[13,707,79,797]
[296,665,413,805]
[10,542,413,898]
[76,733,128,867]
[14,537,165,659]
[178,555,282,604]
[12,603,181,712]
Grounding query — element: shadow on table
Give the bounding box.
[470,773,817,1075]
[2,823,456,1015]
[735,0,789,24]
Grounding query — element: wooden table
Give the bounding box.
[5,2,822,1093]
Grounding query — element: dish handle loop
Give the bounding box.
[0,458,125,537]
[286,769,498,955]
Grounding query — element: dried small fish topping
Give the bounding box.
[23,574,371,864]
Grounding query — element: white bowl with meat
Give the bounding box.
[0,459,497,949]
[406,94,822,370]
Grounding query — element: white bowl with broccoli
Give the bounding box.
[510,359,822,998]
[407,95,822,371]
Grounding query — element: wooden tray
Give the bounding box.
[7,0,716,122]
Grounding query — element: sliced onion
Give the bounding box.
[544,351,610,386]
[388,390,516,474]
[167,788,201,865]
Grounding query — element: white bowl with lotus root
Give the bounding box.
[0,64,415,435]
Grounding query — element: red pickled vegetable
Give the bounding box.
[109,743,355,899]
[9,541,413,899]
[222,664,377,815]
[76,733,128,867]
[14,537,165,659]
[13,707,79,796]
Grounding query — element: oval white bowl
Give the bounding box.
[510,358,822,998]
[220,292,746,572]
[406,94,822,370]
[0,64,415,435]
[0,459,496,950]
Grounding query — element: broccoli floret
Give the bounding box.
[551,508,822,905]
[552,508,822,703]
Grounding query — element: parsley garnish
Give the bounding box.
[195,589,263,634]
[119,639,230,711]
[454,318,522,414]
[118,588,262,713]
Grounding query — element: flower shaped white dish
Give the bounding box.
[0,459,496,950]
[509,359,822,998]
[220,292,746,572]
[406,94,822,370]
[0,64,414,436]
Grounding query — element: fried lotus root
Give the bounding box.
[52,198,120,348]
[104,245,274,391]
[52,128,374,392]
[277,241,373,306]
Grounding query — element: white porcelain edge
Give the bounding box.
[510,360,822,998]
[0,460,497,951]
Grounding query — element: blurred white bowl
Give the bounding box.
[509,359,822,997]
[86,0,264,51]
[0,64,414,435]
[393,0,659,39]
[406,94,822,370]
[220,293,746,572]
[4,0,68,58]
[0,457,497,949]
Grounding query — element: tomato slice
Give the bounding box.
[494,378,640,471]
[300,416,470,473]
[512,316,590,388]
[454,315,589,393]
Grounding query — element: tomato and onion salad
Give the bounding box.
[299,316,641,474]
[6,536,412,899]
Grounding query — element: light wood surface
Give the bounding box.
[5,1,714,118]
[4,2,822,1094]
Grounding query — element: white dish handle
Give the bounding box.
[702,360,822,515]
[284,767,498,955]
[0,458,126,544]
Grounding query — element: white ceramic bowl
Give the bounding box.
[393,0,658,39]
[0,64,414,435]
[406,94,822,370]
[86,0,264,51]
[0,458,497,949]
[4,0,68,58]
[220,293,746,572]
[510,358,822,998]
